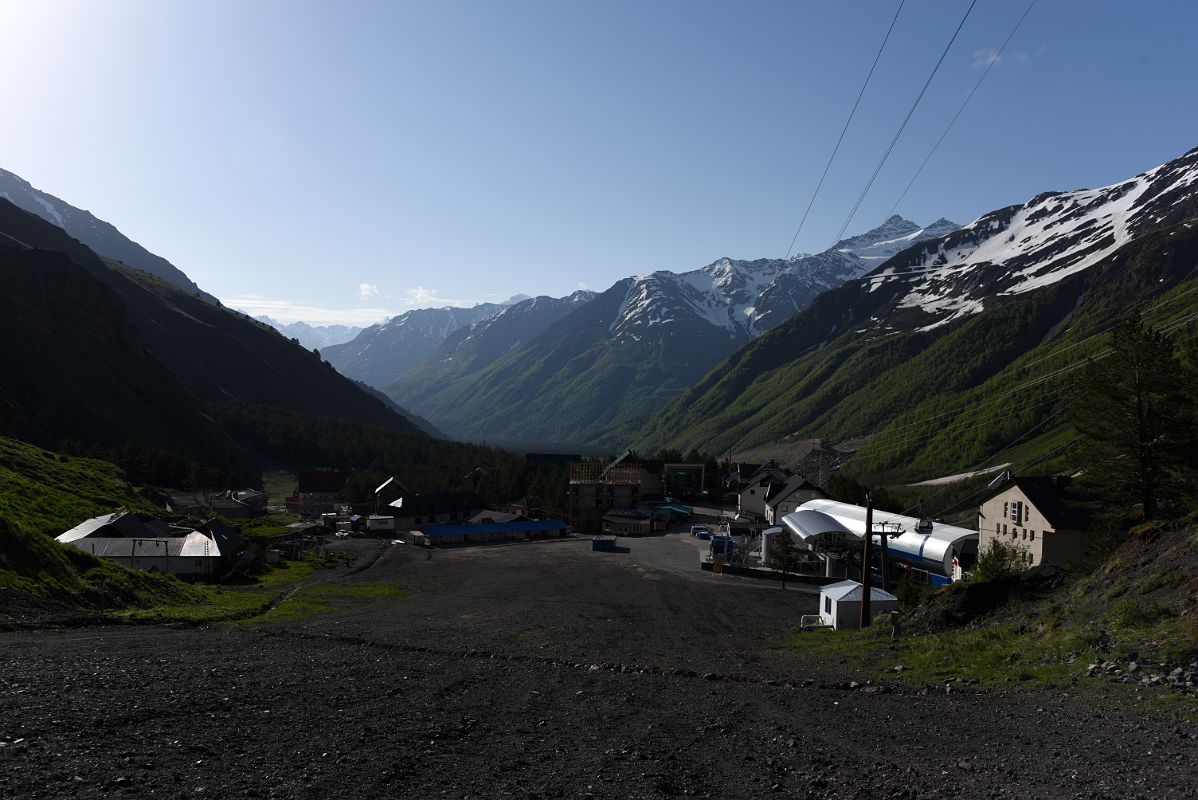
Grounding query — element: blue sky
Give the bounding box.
[2,0,1196,324]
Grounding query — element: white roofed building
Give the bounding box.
[781,499,979,584]
[819,580,898,630]
[57,511,225,577]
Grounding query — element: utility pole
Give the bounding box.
[860,493,874,627]
[879,519,890,594]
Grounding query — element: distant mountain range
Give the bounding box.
[0,167,213,301]
[381,216,956,446]
[255,317,363,351]
[323,296,531,388]
[632,145,1198,484]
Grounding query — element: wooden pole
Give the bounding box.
[860,493,874,628]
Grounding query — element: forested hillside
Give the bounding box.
[635,222,1198,485]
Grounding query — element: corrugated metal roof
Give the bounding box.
[65,533,220,559]
[418,519,568,538]
[821,580,897,602]
[57,513,118,543]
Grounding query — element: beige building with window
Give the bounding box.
[977,473,1088,568]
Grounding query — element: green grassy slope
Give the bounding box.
[634,223,1198,484]
[0,436,200,608]
[788,516,1198,716]
[389,279,744,446]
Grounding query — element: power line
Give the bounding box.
[832,0,979,246]
[899,408,1066,517]
[886,0,1038,218]
[784,0,907,260]
[930,435,1080,519]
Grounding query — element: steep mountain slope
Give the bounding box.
[386,218,954,446]
[387,291,595,410]
[0,166,212,300]
[255,317,363,350]
[0,198,428,474]
[324,302,513,387]
[633,146,1198,483]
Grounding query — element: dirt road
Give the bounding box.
[2,535,1195,799]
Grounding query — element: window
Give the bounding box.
[825,596,832,614]
[1001,523,1007,535]
[1030,530,1035,541]
[1022,529,1027,540]
[1003,501,1009,518]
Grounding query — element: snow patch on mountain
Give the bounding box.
[607,216,957,340]
[867,148,1198,331]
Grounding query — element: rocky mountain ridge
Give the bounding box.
[0,166,212,301]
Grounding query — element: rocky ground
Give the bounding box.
[2,534,1196,799]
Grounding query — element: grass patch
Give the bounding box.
[233,512,301,538]
[118,557,327,623]
[252,581,409,623]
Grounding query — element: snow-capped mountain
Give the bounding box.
[861,146,1198,332]
[0,166,211,300]
[382,217,956,446]
[323,298,526,388]
[633,144,1198,459]
[254,317,363,351]
[607,216,957,342]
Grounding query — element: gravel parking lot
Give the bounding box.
[3,534,1195,799]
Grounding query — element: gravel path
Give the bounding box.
[2,535,1195,799]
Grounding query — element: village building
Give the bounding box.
[818,580,899,630]
[601,508,654,536]
[737,465,793,519]
[781,499,978,584]
[568,456,652,534]
[56,511,233,577]
[469,510,526,524]
[387,491,486,530]
[763,475,826,525]
[167,489,267,518]
[661,462,706,499]
[977,473,1089,568]
[295,470,350,516]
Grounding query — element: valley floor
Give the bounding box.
[2,534,1195,799]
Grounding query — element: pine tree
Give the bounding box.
[767,530,801,588]
[1070,316,1196,520]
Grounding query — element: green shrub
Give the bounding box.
[972,539,1027,582]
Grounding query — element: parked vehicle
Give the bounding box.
[690,524,712,537]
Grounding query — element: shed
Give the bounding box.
[366,514,395,531]
[818,580,898,630]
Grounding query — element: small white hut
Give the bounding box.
[819,580,898,630]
